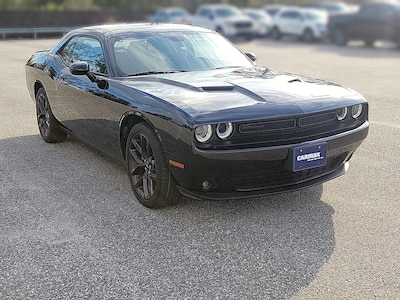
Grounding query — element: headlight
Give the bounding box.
[351,104,363,119]
[195,125,212,143]
[336,107,348,121]
[216,123,233,140]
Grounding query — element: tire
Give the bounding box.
[302,28,315,43]
[332,29,347,46]
[35,87,67,143]
[126,123,180,208]
[364,39,374,47]
[271,27,282,40]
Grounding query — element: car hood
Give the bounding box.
[119,67,365,124]
[222,14,253,23]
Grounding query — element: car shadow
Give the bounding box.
[1,134,335,299]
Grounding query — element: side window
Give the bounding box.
[281,11,300,20]
[359,5,376,19]
[59,36,107,75]
[59,37,77,65]
[199,9,212,19]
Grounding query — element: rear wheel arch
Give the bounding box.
[34,81,44,97]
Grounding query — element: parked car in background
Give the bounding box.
[329,0,400,47]
[311,2,358,15]
[271,7,329,42]
[242,8,272,36]
[147,7,190,24]
[188,4,257,39]
[25,23,368,208]
[263,5,287,17]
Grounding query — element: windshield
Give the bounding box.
[112,31,253,77]
[215,7,241,18]
[315,3,347,12]
[304,10,328,22]
[247,11,269,20]
[170,10,188,17]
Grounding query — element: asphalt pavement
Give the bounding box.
[1,38,400,299]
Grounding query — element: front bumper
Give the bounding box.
[170,121,369,200]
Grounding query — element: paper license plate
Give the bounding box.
[293,143,327,171]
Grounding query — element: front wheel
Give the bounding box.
[126,123,180,208]
[35,87,67,143]
[270,27,282,40]
[364,39,374,47]
[302,28,315,43]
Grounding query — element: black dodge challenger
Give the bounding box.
[25,23,369,208]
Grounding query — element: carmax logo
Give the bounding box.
[297,152,323,162]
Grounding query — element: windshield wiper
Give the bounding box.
[128,70,187,77]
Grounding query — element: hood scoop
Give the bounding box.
[201,85,234,92]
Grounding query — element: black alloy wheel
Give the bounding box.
[126,123,179,208]
[35,87,67,143]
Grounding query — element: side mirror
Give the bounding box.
[69,61,108,90]
[245,52,257,62]
[70,61,89,75]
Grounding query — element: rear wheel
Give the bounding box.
[35,87,67,143]
[332,29,347,46]
[126,123,180,208]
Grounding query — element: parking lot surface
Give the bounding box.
[1,38,400,299]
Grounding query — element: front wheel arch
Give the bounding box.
[119,112,159,160]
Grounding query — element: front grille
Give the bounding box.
[232,153,347,191]
[195,105,368,151]
[299,112,336,127]
[239,119,296,133]
[234,22,252,29]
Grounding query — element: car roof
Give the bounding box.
[277,6,327,14]
[68,23,210,38]
[198,4,237,9]
[156,7,188,13]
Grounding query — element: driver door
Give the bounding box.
[55,36,112,151]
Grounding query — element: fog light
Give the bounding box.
[201,178,217,191]
[202,180,211,190]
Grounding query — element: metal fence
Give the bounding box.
[0,27,77,39]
